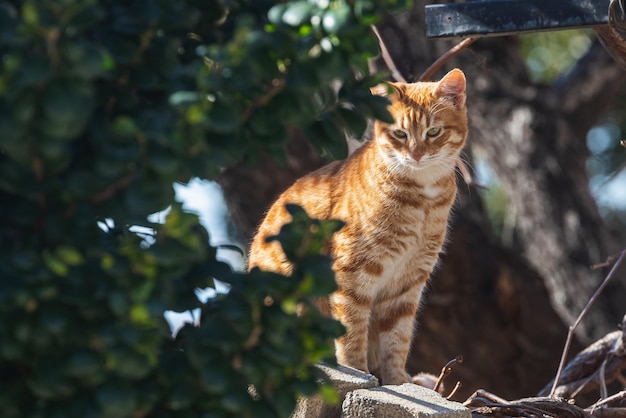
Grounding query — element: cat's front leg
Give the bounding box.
[376,282,425,385]
[330,288,371,373]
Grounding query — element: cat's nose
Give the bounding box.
[411,144,425,161]
[412,150,424,161]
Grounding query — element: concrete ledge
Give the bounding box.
[341,383,471,418]
[291,364,379,418]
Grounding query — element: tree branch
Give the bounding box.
[372,25,407,83]
[418,37,477,82]
[548,249,626,398]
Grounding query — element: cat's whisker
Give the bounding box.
[430,103,447,118]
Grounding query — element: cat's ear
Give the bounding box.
[435,69,466,108]
[370,82,401,97]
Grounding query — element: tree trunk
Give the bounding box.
[218,0,626,399]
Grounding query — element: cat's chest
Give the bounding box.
[373,207,437,261]
[334,200,448,274]
[330,173,456,283]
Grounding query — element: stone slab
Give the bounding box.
[341,383,470,418]
[291,364,379,418]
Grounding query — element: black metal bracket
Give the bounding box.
[426,0,610,39]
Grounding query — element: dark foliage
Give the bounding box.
[0,0,408,416]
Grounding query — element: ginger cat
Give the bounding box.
[248,69,468,385]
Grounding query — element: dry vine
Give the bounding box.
[418,37,477,83]
[434,356,463,395]
[549,250,626,398]
[463,249,626,417]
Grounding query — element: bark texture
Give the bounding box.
[218,0,626,400]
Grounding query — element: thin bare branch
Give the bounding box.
[540,327,626,398]
[465,394,592,417]
[549,249,626,398]
[595,0,626,72]
[592,407,626,418]
[240,78,286,122]
[464,389,509,407]
[418,37,477,82]
[593,252,624,270]
[588,390,626,411]
[455,159,487,189]
[434,355,463,394]
[599,357,609,400]
[91,173,135,204]
[446,381,462,400]
[371,25,407,83]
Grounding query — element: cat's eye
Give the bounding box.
[391,129,408,139]
[426,127,441,137]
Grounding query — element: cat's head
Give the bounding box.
[371,69,468,179]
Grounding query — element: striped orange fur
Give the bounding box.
[248,69,468,385]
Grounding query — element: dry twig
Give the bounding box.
[418,37,477,82]
[592,250,626,270]
[91,173,135,204]
[240,78,286,122]
[539,327,626,398]
[470,252,626,416]
[588,390,626,411]
[446,381,462,401]
[465,390,592,417]
[434,355,463,394]
[371,25,407,83]
[549,249,626,398]
[591,407,626,418]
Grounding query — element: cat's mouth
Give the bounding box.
[402,154,454,174]
[405,153,431,167]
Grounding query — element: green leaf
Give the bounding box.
[42,251,69,277]
[337,108,368,138]
[285,203,309,220]
[109,346,152,379]
[320,113,348,159]
[96,381,137,418]
[108,290,130,317]
[55,245,84,266]
[111,116,137,138]
[149,151,180,177]
[12,91,37,124]
[129,303,150,323]
[200,363,230,394]
[40,79,94,140]
[268,4,287,24]
[168,379,197,410]
[63,41,115,79]
[272,389,298,417]
[40,307,70,335]
[28,368,74,399]
[281,1,314,27]
[65,350,104,379]
[207,101,239,133]
[322,6,353,34]
[21,2,39,26]
[318,383,339,405]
